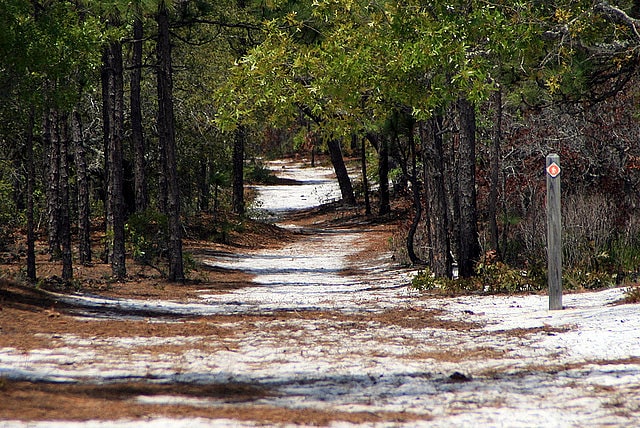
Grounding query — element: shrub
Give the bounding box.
[0,180,18,251]
[125,209,169,265]
[563,268,617,291]
[411,260,546,296]
[245,159,278,184]
[476,260,546,294]
[411,268,475,296]
[622,285,640,304]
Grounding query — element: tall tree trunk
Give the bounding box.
[421,116,452,278]
[59,114,73,281]
[231,0,249,216]
[73,109,92,265]
[360,136,371,216]
[406,126,422,265]
[326,138,356,205]
[45,109,61,260]
[101,48,111,264]
[488,89,502,257]
[26,108,36,282]
[197,159,209,212]
[456,98,481,278]
[377,134,391,215]
[131,17,148,213]
[231,124,245,215]
[157,1,184,282]
[104,38,127,280]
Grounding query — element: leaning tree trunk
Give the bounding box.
[456,98,481,278]
[422,116,452,278]
[231,124,245,215]
[59,114,73,281]
[131,17,147,213]
[326,138,356,205]
[26,108,36,281]
[157,1,184,282]
[72,109,92,265]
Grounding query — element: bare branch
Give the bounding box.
[594,1,640,42]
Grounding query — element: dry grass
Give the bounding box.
[409,347,508,363]
[494,324,576,338]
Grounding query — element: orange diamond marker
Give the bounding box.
[547,162,561,178]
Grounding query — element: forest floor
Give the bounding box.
[1,160,640,427]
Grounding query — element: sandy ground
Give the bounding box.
[1,161,639,427]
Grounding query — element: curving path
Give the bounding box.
[1,161,640,427]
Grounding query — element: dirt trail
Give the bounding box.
[1,161,640,427]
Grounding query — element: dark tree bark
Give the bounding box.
[197,158,210,212]
[456,98,481,278]
[406,126,422,265]
[45,109,61,260]
[131,17,148,213]
[157,1,184,282]
[26,108,36,281]
[231,125,245,215]
[488,89,502,257]
[103,37,127,280]
[377,134,391,215]
[360,136,371,216]
[101,48,112,264]
[72,109,92,265]
[365,132,391,216]
[58,114,73,281]
[297,106,356,206]
[421,116,452,278]
[326,138,356,205]
[632,2,640,18]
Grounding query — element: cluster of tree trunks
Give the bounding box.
[318,99,481,279]
[26,2,185,283]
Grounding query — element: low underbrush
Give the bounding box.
[408,192,640,298]
[622,285,640,304]
[411,260,621,296]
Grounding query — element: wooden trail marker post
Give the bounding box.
[546,154,562,310]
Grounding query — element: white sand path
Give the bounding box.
[2,161,640,427]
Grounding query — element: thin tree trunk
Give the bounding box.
[26,108,36,282]
[59,114,73,281]
[104,37,127,280]
[488,89,502,257]
[73,109,92,265]
[231,125,245,215]
[456,98,481,278]
[406,126,422,265]
[131,17,148,213]
[101,48,111,264]
[326,138,356,205]
[377,135,391,215]
[157,1,184,282]
[198,159,209,212]
[46,109,61,260]
[422,116,452,278]
[231,0,248,216]
[361,136,371,216]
